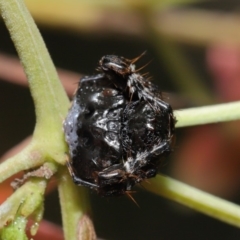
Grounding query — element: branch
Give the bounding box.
[144,175,240,228]
[0,0,69,164]
[175,101,240,128]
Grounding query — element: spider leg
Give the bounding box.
[66,160,98,189]
[127,73,170,110]
[126,140,172,173]
[80,73,106,84]
[98,164,125,180]
[149,140,172,157]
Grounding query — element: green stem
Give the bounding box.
[0,0,69,128]
[58,167,92,240]
[0,143,45,184]
[0,1,90,238]
[0,178,47,228]
[0,0,70,164]
[144,175,240,227]
[0,216,28,240]
[175,101,240,128]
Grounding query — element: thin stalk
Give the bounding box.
[144,175,240,228]
[0,1,92,238]
[175,101,240,128]
[0,178,47,228]
[58,167,93,240]
[0,143,44,183]
[0,0,70,163]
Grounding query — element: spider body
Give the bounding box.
[64,54,175,196]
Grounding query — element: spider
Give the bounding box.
[63,53,175,196]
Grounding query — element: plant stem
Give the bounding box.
[0,178,47,228]
[144,174,240,228]
[175,101,240,128]
[0,0,70,164]
[0,1,92,238]
[0,216,28,240]
[0,143,45,184]
[58,167,92,240]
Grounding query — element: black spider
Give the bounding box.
[63,54,175,196]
